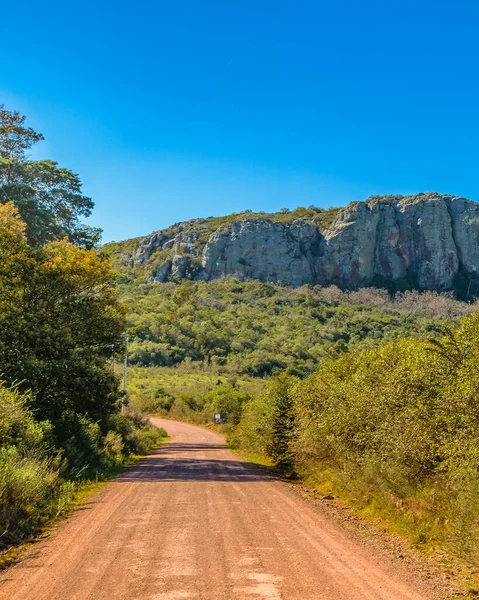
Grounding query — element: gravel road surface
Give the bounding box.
[0,419,437,600]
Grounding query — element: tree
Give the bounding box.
[266,374,297,467]
[0,203,125,463]
[0,105,101,247]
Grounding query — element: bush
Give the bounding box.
[103,431,124,463]
[231,374,297,467]
[107,412,165,456]
[0,385,62,548]
[203,386,249,426]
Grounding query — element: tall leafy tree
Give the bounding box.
[0,105,101,247]
[0,202,125,464]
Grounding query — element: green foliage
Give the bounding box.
[0,203,126,464]
[0,448,62,547]
[120,279,474,377]
[0,383,61,548]
[126,363,263,424]
[233,314,479,565]
[0,105,101,247]
[203,386,249,426]
[106,411,166,457]
[0,201,165,551]
[231,373,297,466]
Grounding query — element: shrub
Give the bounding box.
[202,386,248,426]
[103,431,124,463]
[0,381,165,550]
[231,374,297,467]
[0,385,62,548]
[107,412,165,456]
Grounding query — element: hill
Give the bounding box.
[104,192,479,297]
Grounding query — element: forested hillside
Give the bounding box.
[124,270,479,566]
[122,279,474,377]
[119,275,477,420]
[113,213,479,571]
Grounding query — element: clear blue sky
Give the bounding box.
[1,0,478,242]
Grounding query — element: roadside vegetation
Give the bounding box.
[0,107,164,555]
[231,317,479,567]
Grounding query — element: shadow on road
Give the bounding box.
[114,444,274,483]
[160,443,227,452]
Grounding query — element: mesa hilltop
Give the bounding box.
[106,193,479,293]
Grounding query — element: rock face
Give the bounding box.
[123,193,479,291]
[316,194,461,290]
[202,219,321,286]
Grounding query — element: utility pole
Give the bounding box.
[122,336,129,414]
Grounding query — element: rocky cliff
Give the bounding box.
[109,193,479,292]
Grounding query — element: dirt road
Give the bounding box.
[0,419,436,600]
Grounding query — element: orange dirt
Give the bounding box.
[0,419,439,599]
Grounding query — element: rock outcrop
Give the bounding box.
[316,194,461,290]
[118,193,479,292]
[202,219,321,286]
